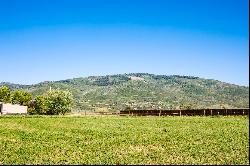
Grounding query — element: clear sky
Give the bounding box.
[0,0,249,86]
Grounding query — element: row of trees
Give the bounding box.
[0,86,32,105]
[0,86,73,115]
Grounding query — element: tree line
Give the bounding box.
[0,85,73,115]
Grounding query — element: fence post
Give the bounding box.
[210,110,213,116]
[204,110,206,116]
[180,110,182,116]
[159,110,161,117]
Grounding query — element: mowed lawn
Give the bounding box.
[0,116,248,165]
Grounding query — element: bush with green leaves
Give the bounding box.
[45,90,73,115]
[34,95,48,115]
[0,85,11,103]
[10,89,32,106]
[33,90,73,115]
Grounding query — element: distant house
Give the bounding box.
[0,103,27,115]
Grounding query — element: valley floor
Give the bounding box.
[0,116,248,165]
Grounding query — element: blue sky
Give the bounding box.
[0,0,249,86]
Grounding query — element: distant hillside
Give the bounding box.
[0,82,29,90]
[1,73,249,111]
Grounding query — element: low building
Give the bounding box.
[0,103,27,115]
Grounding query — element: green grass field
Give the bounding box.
[0,115,249,165]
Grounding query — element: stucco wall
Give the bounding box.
[0,103,27,114]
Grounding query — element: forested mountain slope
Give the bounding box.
[1,73,249,111]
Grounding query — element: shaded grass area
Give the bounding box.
[0,116,249,165]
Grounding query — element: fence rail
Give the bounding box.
[119,108,249,116]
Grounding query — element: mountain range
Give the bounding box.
[1,73,249,111]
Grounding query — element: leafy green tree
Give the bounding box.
[34,95,48,115]
[0,86,11,103]
[45,90,73,115]
[11,90,32,106]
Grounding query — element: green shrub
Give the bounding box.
[10,89,32,106]
[0,85,11,103]
[44,90,73,115]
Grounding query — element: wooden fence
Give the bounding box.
[119,108,249,116]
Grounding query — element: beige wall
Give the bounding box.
[1,103,27,114]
